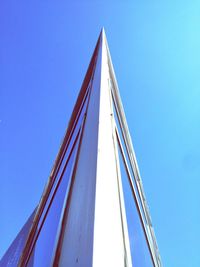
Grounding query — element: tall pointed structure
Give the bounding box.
[0,29,162,267]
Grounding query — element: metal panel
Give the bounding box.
[18,35,101,267]
[92,29,130,267]
[105,33,162,267]
[58,34,102,267]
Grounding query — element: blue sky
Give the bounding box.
[1,1,200,266]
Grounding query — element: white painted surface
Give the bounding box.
[92,30,128,267]
[59,38,102,267]
[59,30,132,267]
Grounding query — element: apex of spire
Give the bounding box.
[101,27,105,35]
[100,27,106,43]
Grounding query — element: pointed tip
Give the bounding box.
[100,27,107,44]
[100,27,106,38]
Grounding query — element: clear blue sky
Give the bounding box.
[1,1,200,266]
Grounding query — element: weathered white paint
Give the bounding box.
[59,29,132,267]
[92,29,131,267]
[59,36,102,267]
